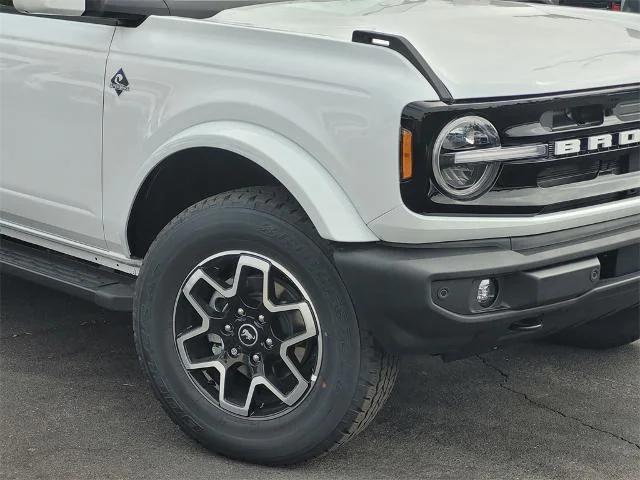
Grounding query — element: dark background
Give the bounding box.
[1,275,638,480]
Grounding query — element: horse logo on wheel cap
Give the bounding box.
[238,324,258,347]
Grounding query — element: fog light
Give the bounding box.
[477,278,498,308]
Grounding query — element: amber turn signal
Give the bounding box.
[400,128,413,181]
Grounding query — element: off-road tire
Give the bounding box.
[133,186,398,465]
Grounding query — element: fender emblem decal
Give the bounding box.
[110,68,130,96]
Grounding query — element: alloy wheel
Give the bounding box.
[173,251,322,419]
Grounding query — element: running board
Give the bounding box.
[0,237,135,312]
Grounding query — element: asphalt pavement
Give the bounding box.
[1,274,639,480]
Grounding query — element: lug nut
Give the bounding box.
[258,314,265,322]
[224,324,232,333]
[265,338,273,348]
[252,354,261,363]
[230,347,239,356]
[237,308,245,316]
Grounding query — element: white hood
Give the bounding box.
[212,0,640,99]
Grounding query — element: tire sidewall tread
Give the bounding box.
[133,187,398,465]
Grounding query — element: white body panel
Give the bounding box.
[0,14,114,248]
[370,197,640,244]
[0,1,639,270]
[109,121,380,250]
[0,220,141,274]
[214,0,640,99]
[101,17,434,254]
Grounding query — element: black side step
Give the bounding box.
[0,237,135,312]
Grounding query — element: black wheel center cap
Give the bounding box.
[238,324,259,347]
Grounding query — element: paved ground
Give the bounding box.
[1,274,639,480]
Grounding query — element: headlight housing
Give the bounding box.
[432,116,502,200]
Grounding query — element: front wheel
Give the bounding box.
[133,187,398,465]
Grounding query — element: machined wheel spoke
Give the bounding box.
[218,371,308,416]
[174,251,322,419]
[176,268,231,368]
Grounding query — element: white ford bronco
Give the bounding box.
[1,0,639,465]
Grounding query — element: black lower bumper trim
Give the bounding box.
[333,221,640,358]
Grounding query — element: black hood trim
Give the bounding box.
[352,30,454,104]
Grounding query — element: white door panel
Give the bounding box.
[0,12,114,247]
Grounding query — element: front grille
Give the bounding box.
[400,87,640,216]
[496,148,638,189]
[537,160,602,188]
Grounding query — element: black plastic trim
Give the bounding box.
[0,1,162,26]
[0,4,120,25]
[352,30,453,104]
[454,82,640,105]
[84,0,168,25]
[333,220,640,357]
[0,237,135,312]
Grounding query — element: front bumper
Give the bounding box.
[334,214,640,359]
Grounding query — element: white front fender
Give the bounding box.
[116,121,378,253]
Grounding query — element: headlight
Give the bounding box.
[432,116,502,200]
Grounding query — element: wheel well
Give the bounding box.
[127,147,281,258]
